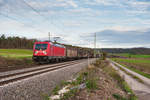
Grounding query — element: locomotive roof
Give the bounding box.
[53,43,65,48]
[34,41,65,48]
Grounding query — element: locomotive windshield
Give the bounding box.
[35,44,48,50]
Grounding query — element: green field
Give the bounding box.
[113,53,150,58]
[112,58,150,64]
[112,57,150,79]
[0,49,33,59]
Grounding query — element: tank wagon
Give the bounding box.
[32,41,94,63]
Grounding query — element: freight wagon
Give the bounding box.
[65,46,78,59]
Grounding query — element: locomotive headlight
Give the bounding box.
[35,51,38,55]
[43,51,47,55]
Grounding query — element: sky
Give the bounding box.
[0,0,150,48]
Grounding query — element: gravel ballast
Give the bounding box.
[0,58,96,100]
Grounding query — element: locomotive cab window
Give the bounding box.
[35,44,48,50]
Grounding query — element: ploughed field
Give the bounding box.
[0,49,33,59]
[111,54,150,79]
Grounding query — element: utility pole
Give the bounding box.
[48,32,50,41]
[94,32,96,48]
[94,32,97,58]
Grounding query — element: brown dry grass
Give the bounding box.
[67,60,127,100]
[0,56,35,71]
[113,58,150,74]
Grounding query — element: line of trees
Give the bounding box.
[0,34,37,49]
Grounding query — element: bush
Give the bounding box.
[102,52,107,60]
[86,79,98,90]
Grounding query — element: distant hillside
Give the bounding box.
[100,48,150,55]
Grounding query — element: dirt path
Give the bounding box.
[110,60,150,100]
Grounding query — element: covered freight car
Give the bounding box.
[65,46,78,59]
[83,48,94,58]
[77,48,89,58]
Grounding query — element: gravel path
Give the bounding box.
[0,58,96,100]
[110,60,150,100]
[112,60,150,87]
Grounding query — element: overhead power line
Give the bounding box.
[21,0,67,34]
[0,12,45,34]
[0,0,48,34]
[31,0,68,33]
[22,0,45,19]
[0,0,71,42]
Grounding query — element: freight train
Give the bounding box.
[32,41,95,63]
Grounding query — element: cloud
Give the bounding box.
[81,28,150,48]
[109,26,141,31]
[29,1,68,8]
[68,7,91,13]
[28,0,78,9]
[67,7,99,16]
[0,19,44,38]
[85,0,150,15]
[0,0,150,48]
[94,0,118,6]
[63,21,84,26]
[85,0,122,7]
[66,0,78,8]
[127,1,150,10]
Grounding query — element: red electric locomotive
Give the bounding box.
[32,41,96,63]
[32,41,66,62]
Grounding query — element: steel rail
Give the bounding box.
[0,59,85,79]
[0,59,86,86]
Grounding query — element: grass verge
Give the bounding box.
[122,64,150,79]
[112,58,150,79]
[48,59,137,100]
[113,63,144,83]
[48,64,99,100]
[96,60,137,100]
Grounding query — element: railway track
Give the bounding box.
[0,59,87,86]
[0,61,71,72]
